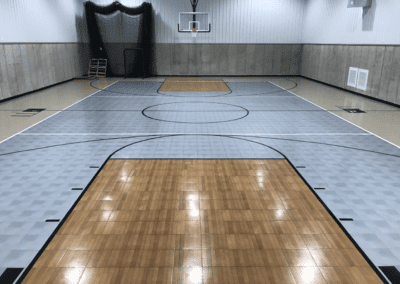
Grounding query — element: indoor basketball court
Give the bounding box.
[1,0,400,284]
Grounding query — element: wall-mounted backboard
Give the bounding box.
[178,12,210,37]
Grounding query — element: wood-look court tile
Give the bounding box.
[21,267,57,284]
[77,268,121,284]
[48,268,86,284]
[22,160,382,284]
[290,267,327,284]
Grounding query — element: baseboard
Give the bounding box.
[153,75,300,77]
[300,75,400,109]
[0,78,75,104]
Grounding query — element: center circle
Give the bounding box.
[142,102,249,124]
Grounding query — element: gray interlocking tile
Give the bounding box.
[363,248,400,266]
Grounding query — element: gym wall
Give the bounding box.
[0,0,90,101]
[301,0,400,105]
[90,0,306,76]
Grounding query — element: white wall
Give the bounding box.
[0,0,86,43]
[90,0,306,43]
[302,0,400,44]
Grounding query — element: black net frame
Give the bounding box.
[84,1,153,77]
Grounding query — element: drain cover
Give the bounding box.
[342,108,366,113]
[23,108,46,113]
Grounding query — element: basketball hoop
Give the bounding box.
[190,27,198,37]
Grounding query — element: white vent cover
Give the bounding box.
[357,69,369,91]
[347,67,359,88]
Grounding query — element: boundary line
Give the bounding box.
[19,133,372,136]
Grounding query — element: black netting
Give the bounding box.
[95,11,142,76]
[84,1,152,77]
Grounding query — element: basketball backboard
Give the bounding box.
[178,12,210,37]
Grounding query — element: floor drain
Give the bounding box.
[11,108,46,117]
[23,108,46,113]
[342,108,366,113]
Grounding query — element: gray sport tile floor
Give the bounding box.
[1,79,400,283]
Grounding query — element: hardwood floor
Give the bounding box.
[158,78,231,92]
[22,159,383,284]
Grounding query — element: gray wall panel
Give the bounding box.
[188,44,196,76]
[358,46,370,96]
[40,44,50,87]
[340,46,349,89]
[263,45,273,75]
[0,45,11,99]
[195,44,202,76]
[317,45,325,81]
[20,45,33,93]
[254,45,264,75]
[4,45,18,97]
[331,46,340,87]
[245,44,256,76]
[12,45,25,94]
[314,45,322,81]
[201,44,211,75]
[154,44,162,75]
[379,46,394,101]
[180,44,189,76]
[321,45,328,83]
[171,44,181,76]
[209,45,218,75]
[159,44,172,75]
[331,45,337,85]
[54,45,63,82]
[290,44,301,75]
[272,45,282,75]
[365,46,376,97]
[218,45,229,75]
[300,45,308,77]
[336,45,344,88]
[227,44,237,76]
[236,45,247,75]
[387,46,400,103]
[26,45,38,91]
[325,45,333,85]
[280,45,292,76]
[44,44,53,85]
[345,46,356,91]
[307,45,314,78]
[61,44,69,81]
[64,44,72,80]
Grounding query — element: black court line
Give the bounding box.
[88,77,300,98]
[142,101,250,124]
[0,268,24,284]
[1,133,400,159]
[3,109,400,112]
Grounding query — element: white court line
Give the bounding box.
[268,81,400,150]
[0,80,120,145]
[19,133,371,136]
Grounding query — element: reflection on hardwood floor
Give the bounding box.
[22,160,383,284]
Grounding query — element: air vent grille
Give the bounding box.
[357,69,369,91]
[347,67,358,88]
